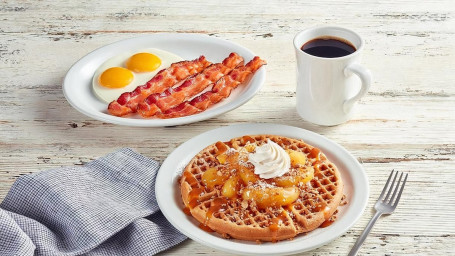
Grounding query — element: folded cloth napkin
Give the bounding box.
[0,148,186,256]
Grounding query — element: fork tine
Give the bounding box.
[383,170,398,202]
[393,173,408,207]
[388,172,404,204]
[379,170,395,200]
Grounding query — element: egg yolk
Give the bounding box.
[99,67,134,88]
[125,52,161,73]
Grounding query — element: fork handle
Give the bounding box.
[348,211,383,256]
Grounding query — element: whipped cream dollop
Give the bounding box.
[247,139,291,179]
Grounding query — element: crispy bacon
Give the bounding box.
[157,56,266,119]
[137,53,244,117]
[107,56,211,116]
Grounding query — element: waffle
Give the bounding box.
[180,135,344,242]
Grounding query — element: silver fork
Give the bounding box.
[348,170,408,256]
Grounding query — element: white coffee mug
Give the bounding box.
[294,26,372,126]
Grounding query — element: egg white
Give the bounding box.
[92,48,183,103]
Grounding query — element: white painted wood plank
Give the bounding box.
[0,0,454,255]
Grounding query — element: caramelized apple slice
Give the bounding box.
[222,175,239,198]
[273,166,314,187]
[214,141,229,156]
[216,154,227,164]
[202,167,228,190]
[242,186,299,208]
[216,149,240,165]
[287,149,307,166]
[244,144,256,153]
[239,166,259,185]
[273,175,300,187]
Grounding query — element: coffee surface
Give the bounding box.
[301,37,356,58]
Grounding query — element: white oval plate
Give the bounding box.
[63,34,266,127]
[156,123,369,255]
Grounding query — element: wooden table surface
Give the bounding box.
[1,0,454,255]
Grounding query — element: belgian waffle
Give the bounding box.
[180,135,344,242]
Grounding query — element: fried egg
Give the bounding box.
[92,48,183,103]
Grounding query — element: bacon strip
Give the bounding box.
[157,56,266,119]
[108,56,211,116]
[137,53,244,117]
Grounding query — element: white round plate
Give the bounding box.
[156,123,369,255]
[63,34,266,127]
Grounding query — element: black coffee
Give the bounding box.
[301,37,356,58]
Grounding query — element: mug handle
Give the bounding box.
[343,63,372,114]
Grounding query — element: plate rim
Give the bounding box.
[156,123,369,255]
[62,33,266,127]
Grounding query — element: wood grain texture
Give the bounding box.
[0,0,454,255]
